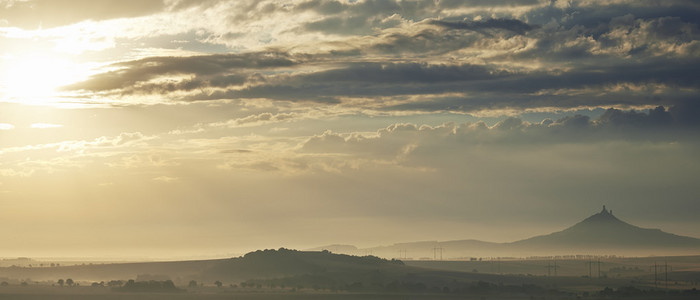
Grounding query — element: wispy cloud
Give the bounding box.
[153,176,179,183]
[30,123,63,129]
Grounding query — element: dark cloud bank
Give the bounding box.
[62,0,700,120]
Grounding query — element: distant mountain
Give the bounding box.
[313,206,700,258]
[509,206,700,254]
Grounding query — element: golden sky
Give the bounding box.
[0,0,699,259]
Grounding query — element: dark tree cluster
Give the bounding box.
[113,279,182,293]
[599,286,700,298]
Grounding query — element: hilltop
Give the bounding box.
[509,206,700,254]
[313,206,700,258]
[201,248,407,282]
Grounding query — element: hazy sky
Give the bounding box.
[0,0,699,259]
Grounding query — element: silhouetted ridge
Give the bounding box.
[578,205,620,223]
[204,248,405,281]
[511,206,700,251]
[311,206,700,257]
[565,205,635,232]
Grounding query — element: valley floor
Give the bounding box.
[0,284,698,300]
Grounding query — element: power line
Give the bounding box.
[665,261,668,290]
[586,260,593,278]
[546,260,558,277]
[432,247,443,260]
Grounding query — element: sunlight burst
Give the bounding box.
[0,54,90,106]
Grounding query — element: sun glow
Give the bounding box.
[0,54,91,106]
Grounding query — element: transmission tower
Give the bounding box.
[432,247,443,260]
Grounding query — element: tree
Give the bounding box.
[66,278,74,287]
[215,281,222,288]
[108,280,124,287]
[57,279,64,287]
[188,280,198,288]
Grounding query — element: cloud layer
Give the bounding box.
[48,0,700,116]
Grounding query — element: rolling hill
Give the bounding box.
[0,249,407,284]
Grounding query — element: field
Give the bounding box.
[0,286,539,300]
[0,252,698,299]
[406,255,700,292]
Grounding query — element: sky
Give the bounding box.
[0,0,699,259]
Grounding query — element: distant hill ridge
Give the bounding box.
[510,206,700,250]
[204,248,405,280]
[0,248,408,283]
[313,206,700,258]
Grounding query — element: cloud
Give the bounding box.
[40,0,696,115]
[363,28,480,55]
[301,105,700,163]
[63,51,301,93]
[0,132,153,155]
[211,112,299,128]
[0,0,168,29]
[30,123,63,129]
[668,100,700,126]
[209,57,699,112]
[294,0,541,35]
[98,132,150,146]
[0,123,14,130]
[61,16,699,111]
[106,153,177,169]
[153,176,178,183]
[430,19,538,35]
[221,104,699,229]
[187,62,510,103]
[0,168,34,177]
[220,149,253,154]
[295,0,539,20]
